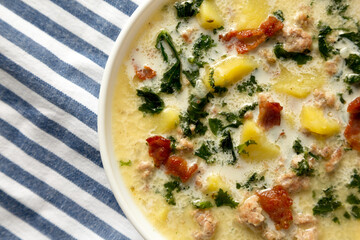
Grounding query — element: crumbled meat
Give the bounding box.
[295,227,318,240]
[294,7,313,28]
[193,210,217,240]
[276,172,310,193]
[281,26,312,52]
[260,49,276,64]
[176,138,194,152]
[313,89,336,108]
[137,161,154,180]
[324,56,341,76]
[181,28,197,43]
[294,214,317,225]
[325,147,344,173]
[262,227,285,240]
[238,195,265,227]
[310,145,333,159]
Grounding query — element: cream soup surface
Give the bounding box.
[112,0,360,239]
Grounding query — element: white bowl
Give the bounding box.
[98,0,169,239]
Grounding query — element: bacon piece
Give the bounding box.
[135,65,156,80]
[165,156,198,182]
[345,97,360,151]
[220,16,283,54]
[258,99,283,131]
[257,185,293,230]
[146,136,171,168]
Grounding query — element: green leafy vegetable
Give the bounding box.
[164,180,181,205]
[193,34,216,60]
[208,118,223,136]
[351,206,360,219]
[174,0,203,18]
[214,188,239,208]
[273,10,284,22]
[183,69,199,87]
[119,160,132,166]
[209,69,228,94]
[237,140,257,156]
[195,141,216,163]
[337,93,346,104]
[292,159,314,177]
[327,0,349,17]
[220,131,237,165]
[156,31,182,93]
[345,54,360,74]
[341,32,360,49]
[180,93,213,138]
[192,199,213,209]
[344,74,360,85]
[239,102,258,119]
[346,194,360,204]
[237,75,264,96]
[347,169,360,192]
[274,43,312,65]
[136,89,165,114]
[168,136,177,153]
[236,172,265,191]
[332,216,340,224]
[344,211,351,219]
[292,139,304,155]
[313,187,342,215]
[318,24,334,60]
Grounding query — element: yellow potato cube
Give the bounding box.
[240,120,280,161]
[155,107,180,133]
[205,174,228,193]
[154,205,170,223]
[203,56,257,89]
[300,106,340,135]
[273,67,325,98]
[196,0,223,29]
[234,0,270,30]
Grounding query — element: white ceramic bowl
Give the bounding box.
[98,0,169,239]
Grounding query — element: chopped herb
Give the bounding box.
[344,74,360,85]
[208,118,223,136]
[238,140,257,156]
[136,89,165,114]
[332,216,340,224]
[344,211,351,219]
[220,131,237,165]
[327,0,349,17]
[273,10,285,22]
[237,75,264,96]
[209,69,228,94]
[351,206,360,219]
[156,31,182,93]
[183,69,199,87]
[119,160,132,166]
[214,188,239,208]
[192,199,213,209]
[347,85,353,94]
[292,159,314,177]
[341,32,360,49]
[195,141,216,163]
[236,172,265,191]
[168,136,177,153]
[347,169,360,192]
[346,194,360,205]
[274,43,312,65]
[174,0,203,18]
[191,34,216,67]
[345,54,360,74]
[337,93,346,104]
[238,102,258,119]
[293,139,304,155]
[180,93,213,138]
[318,24,334,60]
[164,180,181,205]
[306,151,320,160]
[213,26,224,34]
[344,147,353,152]
[313,187,342,215]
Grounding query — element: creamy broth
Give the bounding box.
[112,0,360,239]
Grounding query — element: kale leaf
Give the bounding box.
[180,93,213,138]
[238,140,257,156]
[347,169,360,192]
[327,0,349,17]
[344,74,360,85]
[136,89,165,114]
[273,10,285,22]
[239,102,258,119]
[183,69,199,87]
[274,43,312,65]
[174,0,203,18]
[164,180,181,205]
[292,138,304,155]
[192,199,213,209]
[346,194,360,205]
[318,25,334,60]
[156,31,182,93]
[313,187,342,215]
[193,34,216,60]
[341,32,360,49]
[292,159,314,177]
[220,131,237,165]
[208,118,223,136]
[195,141,216,163]
[237,75,264,96]
[214,188,239,208]
[345,54,360,74]
[209,69,228,94]
[351,206,360,219]
[236,172,265,191]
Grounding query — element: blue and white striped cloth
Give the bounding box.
[0,0,144,239]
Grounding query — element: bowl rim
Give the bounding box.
[98,0,168,239]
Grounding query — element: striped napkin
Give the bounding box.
[0,0,144,239]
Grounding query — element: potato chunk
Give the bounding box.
[233,0,270,30]
[155,107,180,133]
[203,56,257,89]
[300,106,340,135]
[205,174,228,193]
[240,120,280,161]
[196,0,223,29]
[273,67,325,98]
